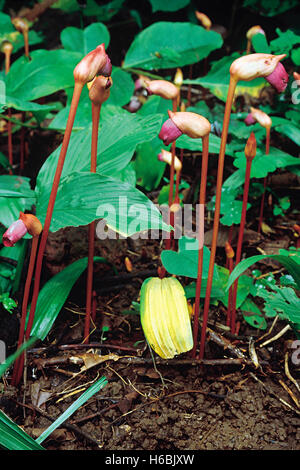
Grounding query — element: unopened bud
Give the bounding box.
[225,241,235,259]
[1,40,13,55]
[246,25,265,40]
[158,149,182,172]
[195,11,212,30]
[88,75,112,105]
[174,68,183,88]
[125,256,133,272]
[11,17,29,33]
[244,132,256,160]
[73,44,112,85]
[147,80,179,101]
[19,212,43,237]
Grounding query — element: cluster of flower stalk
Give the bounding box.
[2,22,292,375]
[140,50,289,360]
[2,44,112,385]
[1,16,31,174]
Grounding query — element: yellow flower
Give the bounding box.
[140,277,193,359]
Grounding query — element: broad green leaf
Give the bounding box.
[30,257,108,340]
[123,22,223,70]
[108,68,134,106]
[233,147,300,177]
[36,172,168,235]
[176,132,235,156]
[148,0,190,11]
[0,94,57,113]
[274,123,300,146]
[0,197,26,228]
[291,47,300,65]
[38,112,163,188]
[161,236,219,280]
[60,22,110,53]
[185,53,266,103]
[270,28,300,55]
[227,254,300,291]
[83,0,125,19]
[5,49,79,102]
[257,285,300,324]
[0,409,44,450]
[134,137,167,191]
[0,176,35,227]
[216,266,254,309]
[223,169,246,190]
[184,281,225,300]
[36,376,108,444]
[251,33,271,53]
[112,162,136,186]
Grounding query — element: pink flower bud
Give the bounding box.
[249,107,272,129]
[244,113,256,126]
[246,25,265,40]
[159,119,183,146]
[168,111,211,139]
[230,53,287,85]
[147,80,179,100]
[88,76,112,105]
[294,71,300,81]
[158,149,182,171]
[2,219,28,247]
[73,44,112,84]
[265,61,289,93]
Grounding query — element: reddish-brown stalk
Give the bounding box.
[246,39,252,55]
[198,76,237,359]
[187,65,193,107]
[257,126,270,233]
[91,290,97,323]
[23,81,84,352]
[225,242,235,327]
[191,134,209,358]
[2,42,13,174]
[165,97,178,251]
[231,133,256,334]
[84,102,101,343]
[12,236,39,385]
[225,225,234,269]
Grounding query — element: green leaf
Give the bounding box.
[186,53,266,103]
[251,33,271,53]
[38,112,163,187]
[60,22,110,54]
[233,147,300,178]
[176,132,235,156]
[0,337,37,379]
[5,49,79,102]
[161,236,219,280]
[36,172,168,235]
[36,376,108,444]
[123,22,223,70]
[227,253,300,291]
[291,47,300,65]
[83,0,125,19]
[241,298,267,330]
[0,12,42,55]
[30,257,109,340]
[0,409,44,450]
[134,137,166,191]
[270,28,300,55]
[148,0,190,11]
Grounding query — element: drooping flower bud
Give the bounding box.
[139,277,193,359]
[168,111,211,139]
[195,11,212,30]
[230,53,288,92]
[244,132,257,160]
[127,96,142,113]
[246,25,265,40]
[88,75,112,105]
[225,241,235,259]
[248,107,272,129]
[2,219,27,247]
[147,80,179,101]
[264,61,289,93]
[134,75,149,91]
[0,40,13,55]
[159,118,183,146]
[158,149,182,172]
[19,212,43,237]
[11,17,29,34]
[244,113,256,126]
[73,44,112,84]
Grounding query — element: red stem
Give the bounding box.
[191,134,209,358]
[225,225,234,269]
[198,76,237,359]
[11,236,39,386]
[23,81,83,352]
[84,102,101,343]
[23,30,30,59]
[165,97,178,251]
[20,113,26,173]
[258,127,270,233]
[5,50,13,174]
[231,157,253,333]
[226,257,234,327]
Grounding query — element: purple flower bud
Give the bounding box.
[2,219,28,247]
[158,118,183,146]
[244,113,256,126]
[265,61,289,93]
[101,55,112,77]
